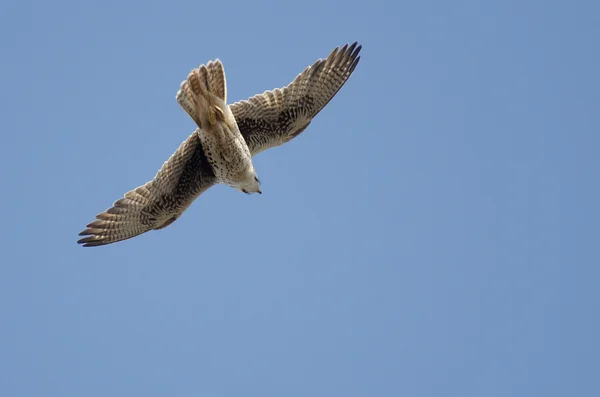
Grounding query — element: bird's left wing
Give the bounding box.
[78,130,216,247]
[230,42,361,156]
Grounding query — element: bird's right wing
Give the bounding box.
[78,130,217,247]
[230,42,361,156]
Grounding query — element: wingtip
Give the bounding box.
[346,42,362,58]
[330,42,362,66]
[77,235,97,246]
[77,233,116,247]
[77,240,105,247]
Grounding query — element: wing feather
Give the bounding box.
[230,42,361,155]
[77,130,216,247]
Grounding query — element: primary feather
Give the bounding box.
[78,43,361,246]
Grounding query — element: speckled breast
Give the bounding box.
[198,126,255,187]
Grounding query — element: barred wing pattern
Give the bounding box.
[78,130,216,247]
[230,42,361,156]
[78,42,361,247]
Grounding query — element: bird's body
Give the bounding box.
[176,60,261,194]
[78,42,361,246]
[198,110,259,193]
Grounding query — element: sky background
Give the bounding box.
[1,0,599,396]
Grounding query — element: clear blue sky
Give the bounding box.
[1,0,598,396]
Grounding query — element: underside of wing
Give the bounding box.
[230,42,361,156]
[77,130,216,247]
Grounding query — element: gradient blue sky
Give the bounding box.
[1,1,598,396]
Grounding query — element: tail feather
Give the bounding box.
[176,59,227,126]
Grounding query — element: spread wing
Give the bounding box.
[230,42,361,156]
[78,130,217,247]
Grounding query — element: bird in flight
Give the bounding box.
[78,42,362,247]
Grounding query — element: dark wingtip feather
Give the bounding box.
[78,239,107,247]
[77,235,100,246]
[77,223,113,246]
[347,42,358,54]
[77,233,117,247]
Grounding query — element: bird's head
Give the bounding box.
[240,175,262,195]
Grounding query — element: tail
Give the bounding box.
[176,59,227,127]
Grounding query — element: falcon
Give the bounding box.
[78,42,361,247]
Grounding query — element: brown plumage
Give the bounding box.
[175,59,260,193]
[78,42,361,246]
